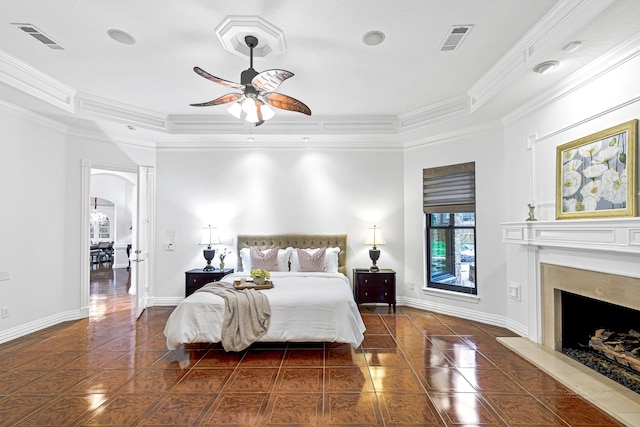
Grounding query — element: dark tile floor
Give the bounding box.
[0,266,624,426]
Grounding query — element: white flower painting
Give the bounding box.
[556,120,636,219]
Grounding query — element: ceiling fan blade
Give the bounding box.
[254,102,265,127]
[193,66,244,89]
[264,92,311,116]
[190,93,242,107]
[252,69,294,92]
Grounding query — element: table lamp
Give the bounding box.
[199,225,220,271]
[365,225,386,272]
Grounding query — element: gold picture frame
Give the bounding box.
[556,119,637,219]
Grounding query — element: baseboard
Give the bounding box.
[0,309,87,345]
[504,317,528,337]
[396,296,522,334]
[152,297,182,306]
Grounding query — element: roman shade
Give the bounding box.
[423,162,475,213]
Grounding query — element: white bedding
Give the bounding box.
[164,271,366,350]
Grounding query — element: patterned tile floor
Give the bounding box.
[0,266,625,426]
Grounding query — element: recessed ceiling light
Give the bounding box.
[533,60,559,74]
[247,137,255,141]
[108,29,136,45]
[362,30,385,46]
[302,137,310,141]
[562,41,582,53]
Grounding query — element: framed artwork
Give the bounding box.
[556,119,637,219]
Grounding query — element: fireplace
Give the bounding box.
[560,290,640,350]
[541,263,640,352]
[501,218,640,422]
[541,264,640,393]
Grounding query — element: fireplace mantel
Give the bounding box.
[502,217,640,254]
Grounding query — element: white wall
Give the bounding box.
[153,147,404,301]
[503,49,640,339]
[0,105,155,341]
[0,104,68,334]
[401,123,509,325]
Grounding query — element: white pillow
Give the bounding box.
[290,247,340,273]
[240,247,291,271]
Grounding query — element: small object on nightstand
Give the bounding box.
[185,268,234,297]
[353,268,396,312]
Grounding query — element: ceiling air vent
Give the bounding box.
[440,25,473,52]
[11,23,64,50]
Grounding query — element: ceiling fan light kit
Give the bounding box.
[190,35,311,126]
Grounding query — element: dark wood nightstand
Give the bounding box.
[353,268,396,312]
[185,268,234,297]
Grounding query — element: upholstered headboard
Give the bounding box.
[237,233,348,276]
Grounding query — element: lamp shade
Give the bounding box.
[364,226,386,247]
[199,225,220,247]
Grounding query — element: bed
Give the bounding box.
[164,233,366,350]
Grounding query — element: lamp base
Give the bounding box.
[203,247,216,272]
[369,248,381,272]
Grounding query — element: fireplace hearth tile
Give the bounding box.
[498,336,640,426]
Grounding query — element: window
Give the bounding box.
[423,162,476,294]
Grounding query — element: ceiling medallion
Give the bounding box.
[215,16,286,60]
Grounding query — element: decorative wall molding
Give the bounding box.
[502,218,640,254]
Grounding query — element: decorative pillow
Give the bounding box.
[240,247,291,271]
[249,247,279,271]
[297,247,326,272]
[290,247,340,273]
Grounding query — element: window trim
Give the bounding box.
[425,213,477,295]
[422,161,477,296]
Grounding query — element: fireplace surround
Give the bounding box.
[541,263,640,352]
[502,218,640,424]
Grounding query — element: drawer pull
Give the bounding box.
[384,292,388,296]
[364,292,368,296]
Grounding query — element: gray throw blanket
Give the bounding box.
[196,282,270,351]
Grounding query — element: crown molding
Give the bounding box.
[0,0,623,145]
[0,48,75,112]
[398,95,469,131]
[502,31,640,126]
[0,97,68,133]
[76,92,168,130]
[468,0,616,113]
[154,138,403,151]
[402,120,503,150]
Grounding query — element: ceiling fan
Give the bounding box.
[190,35,311,126]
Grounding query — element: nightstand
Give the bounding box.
[185,268,234,297]
[353,268,396,312]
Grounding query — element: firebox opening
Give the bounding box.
[560,290,640,394]
[561,291,640,349]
